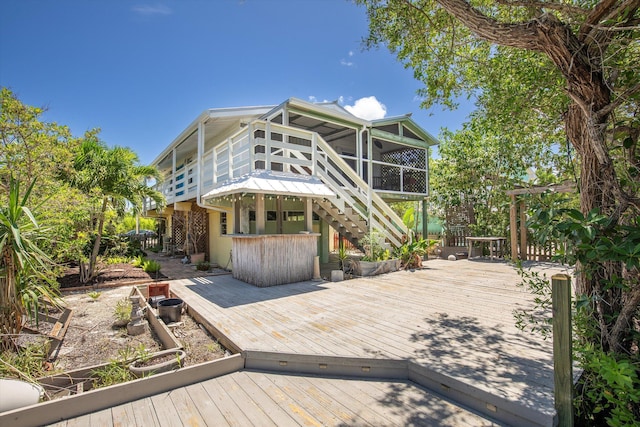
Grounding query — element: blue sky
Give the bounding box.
[1,0,474,164]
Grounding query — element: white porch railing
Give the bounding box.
[149,120,417,247]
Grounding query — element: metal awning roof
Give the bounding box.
[202,170,335,199]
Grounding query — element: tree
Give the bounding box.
[431,113,571,237]
[69,136,164,283]
[358,0,639,421]
[0,177,60,350]
[0,87,78,197]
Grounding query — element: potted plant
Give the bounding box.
[351,231,401,276]
[394,238,438,269]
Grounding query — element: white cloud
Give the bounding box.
[344,96,387,120]
[132,4,172,15]
[340,51,355,67]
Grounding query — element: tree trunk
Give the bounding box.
[542,22,632,353]
[83,197,108,284]
[0,251,20,350]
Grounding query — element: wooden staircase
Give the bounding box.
[313,199,368,249]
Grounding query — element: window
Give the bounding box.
[285,211,305,221]
[220,212,227,235]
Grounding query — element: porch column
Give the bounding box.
[510,195,518,261]
[276,195,283,234]
[233,199,241,234]
[255,194,265,235]
[304,197,313,232]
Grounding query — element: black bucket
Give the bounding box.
[157,298,184,323]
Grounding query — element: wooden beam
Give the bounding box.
[510,195,518,261]
[519,200,527,261]
[505,183,576,196]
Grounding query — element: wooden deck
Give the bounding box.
[46,370,495,426]
[32,258,570,426]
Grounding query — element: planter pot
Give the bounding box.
[157,298,184,323]
[129,349,186,378]
[190,253,205,264]
[0,378,44,412]
[351,259,401,277]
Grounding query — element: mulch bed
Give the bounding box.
[57,262,167,289]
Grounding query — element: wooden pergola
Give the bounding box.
[506,182,576,261]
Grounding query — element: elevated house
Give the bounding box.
[145,98,437,285]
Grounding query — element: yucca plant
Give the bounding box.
[0,176,61,351]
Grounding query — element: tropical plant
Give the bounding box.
[0,177,61,350]
[359,230,390,262]
[394,238,438,269]
[68,136,164,283]
[142,259,161,274]
[337,242,349,272]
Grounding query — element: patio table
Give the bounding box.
[465,236,506,260]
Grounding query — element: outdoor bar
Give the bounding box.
[231,233,320,287]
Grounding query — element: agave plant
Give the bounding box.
[0,177,61,350]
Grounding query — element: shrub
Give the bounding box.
[113,298,131,326]
[195,261,210,271]
[105,256,130,265]
[131,255,146,268]
[142,260,161,273]
[0,341,50,380]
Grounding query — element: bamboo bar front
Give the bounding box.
[231,233,320,287]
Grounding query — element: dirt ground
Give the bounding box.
[40,286,228,374]
[56,261,167,289]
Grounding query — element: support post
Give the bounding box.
[552,274,574,427]
[509,195,518,261]
[233,200,241,234]
[422,199,428,241]
[304,197,313,232]
[519,200,527,260]
[255,194,265,235]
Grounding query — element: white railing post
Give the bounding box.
[171,148,177,200]
[248,122,254,173]
[265,121,271,170]
[197,121,204,198]
[227,137,233,179]
[311,133,317,175]
[211,147,218,186]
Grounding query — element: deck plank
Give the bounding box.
[110,402,137,427]
[228,371,301,426]
[148,392,182,426]
[182,382,228,426]
[165,386,208,426]
[199,376,255,426]
[131,397,161,427]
